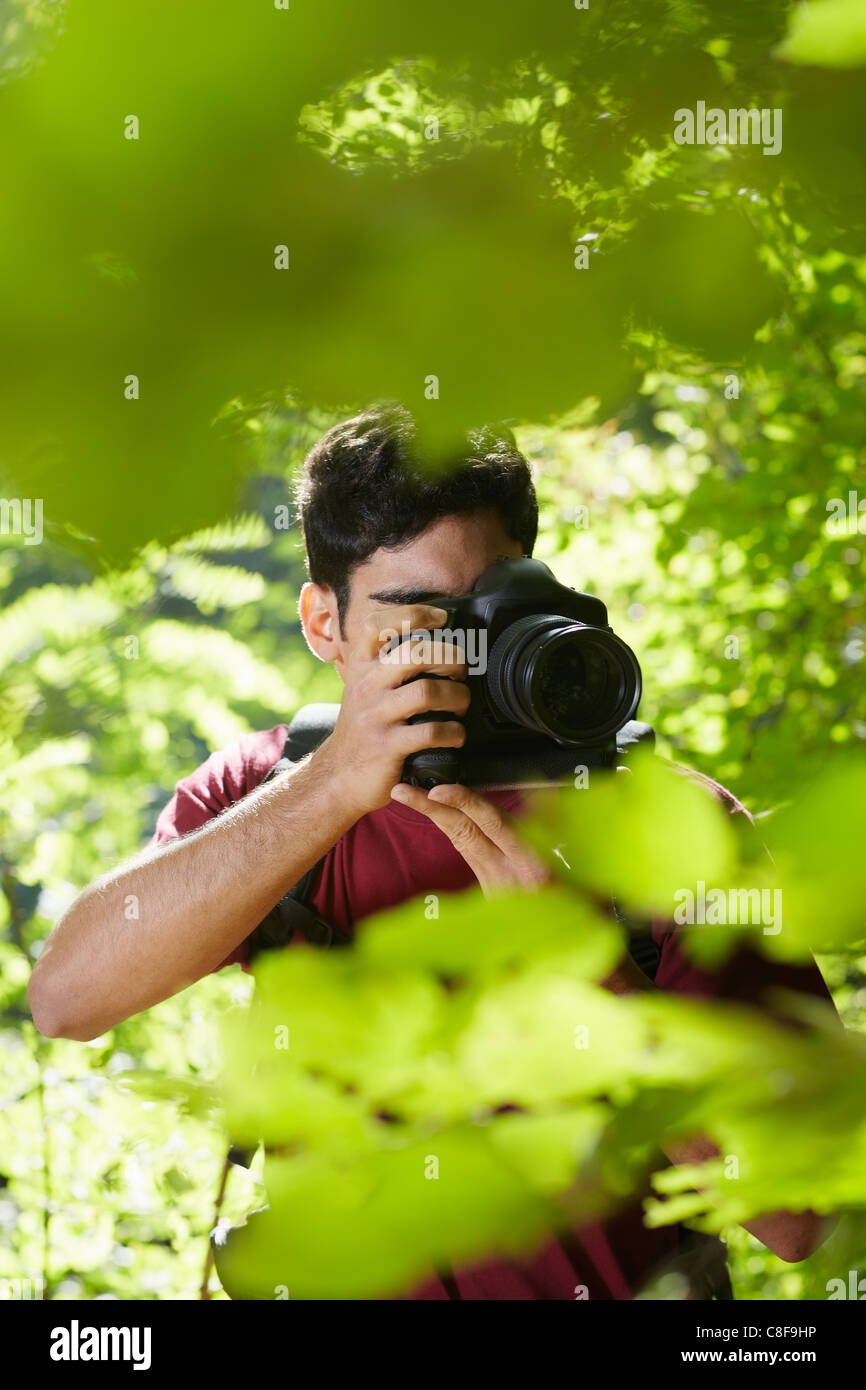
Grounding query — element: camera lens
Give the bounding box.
[487,615,641,741]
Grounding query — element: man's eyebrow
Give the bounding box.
[367,587,444,606]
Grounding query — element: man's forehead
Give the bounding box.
[343,511,523,614]
[365,553,515,604]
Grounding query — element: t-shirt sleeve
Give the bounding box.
[145,725,289,972]
[651,762,837,1018]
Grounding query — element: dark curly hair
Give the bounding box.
[295,404,538,625]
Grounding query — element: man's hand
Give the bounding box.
[390,781,551,895]
[324,604,470,818]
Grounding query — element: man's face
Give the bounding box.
[301,509,524,679]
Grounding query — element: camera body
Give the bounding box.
[400,557,643,790]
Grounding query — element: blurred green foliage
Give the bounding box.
[1,0,865,1299]
[218,762,866,1299]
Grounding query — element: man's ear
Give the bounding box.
[299,582,343,664]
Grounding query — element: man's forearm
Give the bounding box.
[600,951,832,1263]
[28,739,360,1041]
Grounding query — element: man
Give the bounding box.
[29,405,834,1298]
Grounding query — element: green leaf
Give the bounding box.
[777,0,866,68]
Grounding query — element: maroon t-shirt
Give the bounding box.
[148,725,834,1300]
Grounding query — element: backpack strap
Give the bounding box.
[279,702,340,761]
[227,710,349,1171]
[245,705,350,963]
[612,898,662,982]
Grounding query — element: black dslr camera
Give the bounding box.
[400,557,645,790]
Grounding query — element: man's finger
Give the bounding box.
[380,636,467,678]
[359,605,449,663]
[390,784,501,873]
[392,678,471,723]
[426,783,512,848]
[428,784,552,884]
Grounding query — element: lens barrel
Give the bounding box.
[487,614,641,742]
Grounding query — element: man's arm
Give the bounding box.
[602,955,834,1263]
[28,601,470,1042]
[391,780,835,1266]
[27,741,360,1041]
